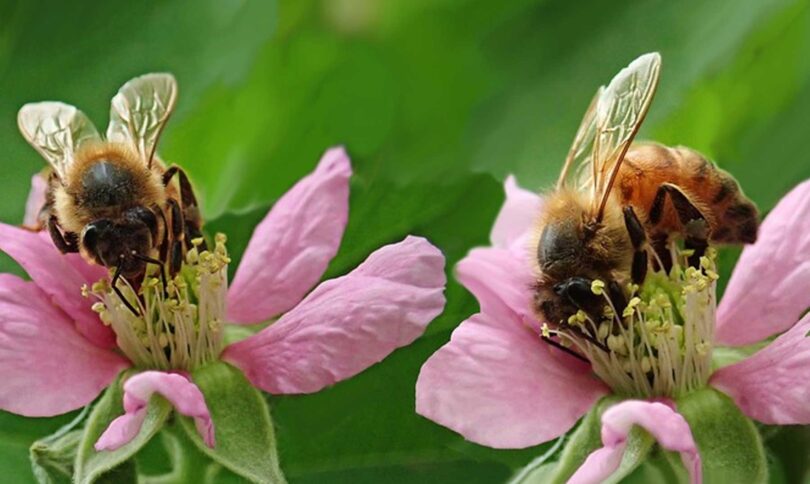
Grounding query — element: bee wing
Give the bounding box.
[107,73,177,167]
[556,86,603,194]
[591,52,661,220]
[18,102,102,180]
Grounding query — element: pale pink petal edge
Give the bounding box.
[490,175,542,249]
[95,371,214,451]
[224,235,446,394]
[569,400,701,484]
[227,146,352,324]
[711,313,810,425]
[416,311,607,449]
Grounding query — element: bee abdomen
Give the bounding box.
[619,143,759,245]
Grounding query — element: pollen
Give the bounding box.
[87,234,229,371]
[541,248,717,398]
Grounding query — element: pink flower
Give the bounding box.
[0,147,446,451]
[416,175,810,483]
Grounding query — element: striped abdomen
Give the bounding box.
[616,143,758,244]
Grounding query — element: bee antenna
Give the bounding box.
[111,261,141,316]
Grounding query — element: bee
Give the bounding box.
[533,53,758,327]
[18,73,204,314]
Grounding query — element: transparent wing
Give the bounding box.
[107,73,177,166]
[18,102,101,179]
[592,53,661,218]
[556,86,602,195]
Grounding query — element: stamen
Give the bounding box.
[86,235,229,371]
[541,248,718,398]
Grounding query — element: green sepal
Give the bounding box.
[140,424,242,484]
[179,362,286,484]
[601,427,656,484]
[73,373,172,484]
[677,387,768,484]
[30,429,82,484]
[30,406,90,484]
[546,395,621,483]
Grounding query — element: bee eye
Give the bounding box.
[82,219,112,251]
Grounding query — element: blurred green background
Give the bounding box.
[1,0,810,482]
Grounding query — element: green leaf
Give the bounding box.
[74,376,172,484]
[677,388,768,483]
[179,362,285,484]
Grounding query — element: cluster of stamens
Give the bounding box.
[84,234,230,371]
[542,248,718,398]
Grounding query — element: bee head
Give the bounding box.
[82,207,158,279]
[537,218,587,280]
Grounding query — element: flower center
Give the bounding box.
[542,249,718,398]
[86,234,230,371]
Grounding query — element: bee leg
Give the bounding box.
[133,253,169,298]
[163,166,206,250]
[622,206,648,285]
[540,335,589,363]
[165,199,186,276]
[170,240,183,275]
[649,183,710,268]
[111,262,140,317]
[650,232,673,274]
[47,216,79,253]
[607,280,628,318]
[152,204,171,263]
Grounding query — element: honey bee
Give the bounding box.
[533,53,758,326]
[18,73,204,314]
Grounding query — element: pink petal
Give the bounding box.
[223,236,446,394]
[490,175,542,250]
[0,222,115,348]
[711,313,810,424]
[717,180,810,346]
[570,400,702,484]
[415,312,608,449]
[23,173,47,228]
[455,246,538,329]
[0,274,128,417]
[227,147,352,324]
[95,371,214,451]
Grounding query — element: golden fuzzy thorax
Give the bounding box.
[532,188,632,284]
[52,142,167,235]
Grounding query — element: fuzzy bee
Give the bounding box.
[533,53,759,325]
[18,73,204,314]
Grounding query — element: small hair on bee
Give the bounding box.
[18,74,204,315]
[531,52,759,335]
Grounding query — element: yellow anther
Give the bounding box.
[623,297,641,318]
[91,302,106,313]
[92,280,108,294]
[99,311,112,326]
[192,237,205,247]
[641,356,652,373]
[186,247,199,265]
[591,279,605,295]
[541,323,551,338]
[597,322,610,340]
